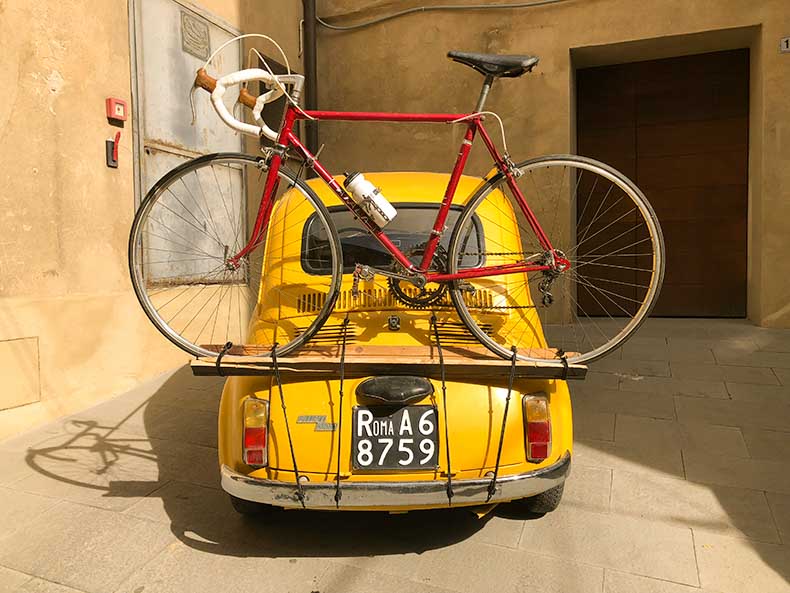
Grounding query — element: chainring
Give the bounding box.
[388,244,449,308]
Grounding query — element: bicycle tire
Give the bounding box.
[128,152,342,358]
[448,154,665,365]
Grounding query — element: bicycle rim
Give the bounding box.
[129,153,342,358]
[448,155,664,364]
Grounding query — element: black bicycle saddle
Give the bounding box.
[447,51,539,78]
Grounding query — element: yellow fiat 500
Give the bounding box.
[215,172,575,515]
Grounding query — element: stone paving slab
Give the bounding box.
[603,569,727,593]
[713,350,790,369]
[0,567,33,593]
[617,337,671,361]
[571,388,676,419]
[573,439,685,478]
[752,332,790,353]
[775,367,790,385]
[332,539,605,593]
[766,492,790,542]
[589,358,671,377]
[610,470,779,543]
[675,396,790,431]
[122,480,229,526]
[0,450,35,488]
[670,362,780,385]
[725,381,790,402]
[112,542,337,593]
[741,427,790,462]
[561,463,613,514]
[0,488,60,545]
[618,375,729,398]
[461,514,525,549]
[6,430,166,513]
[580,370,620,389]
[614,414,749,458]
[572,410,615,441]
[316,564,462,593]
[3,576,88,593]
[683,448,790,494]
[667,336,757,353]
[695,532,790,593]
[0,502,174,593]
[1,319,790,593]
[518,505,699,585]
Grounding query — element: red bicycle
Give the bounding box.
[129,40,664,364]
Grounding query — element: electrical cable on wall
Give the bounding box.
[317,0,573,31]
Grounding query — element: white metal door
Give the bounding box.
[133,0,243,192]
[131,0,245,282]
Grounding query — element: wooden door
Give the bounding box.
[577,49,749,317]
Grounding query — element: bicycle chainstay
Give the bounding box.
[350,253,547,310]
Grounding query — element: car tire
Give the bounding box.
[514,483,564,515]
[229,495,279,517]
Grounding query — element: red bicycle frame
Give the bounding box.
[231,104,564,282]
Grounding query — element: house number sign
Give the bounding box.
[781,37,790,54]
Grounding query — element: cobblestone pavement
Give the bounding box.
[1,319,789,593]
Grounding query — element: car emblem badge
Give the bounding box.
[296,415,337,432]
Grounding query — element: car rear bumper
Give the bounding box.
[221,451,571,510]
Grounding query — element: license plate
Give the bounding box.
[352,406,439,470]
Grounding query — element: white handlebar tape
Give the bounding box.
[211,68,285,140]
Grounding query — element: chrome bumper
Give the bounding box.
[221,452,570,510]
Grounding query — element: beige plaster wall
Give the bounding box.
[315,0,790,328]
[0,0,301,439]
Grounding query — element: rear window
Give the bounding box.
[301,203,485,275]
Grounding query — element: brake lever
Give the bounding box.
[189,86,199,126]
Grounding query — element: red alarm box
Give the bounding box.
[106,98,128,121]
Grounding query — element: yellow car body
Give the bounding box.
[218,172,573,512]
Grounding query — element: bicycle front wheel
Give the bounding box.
[448,155,664,365]
[129,153,342,358]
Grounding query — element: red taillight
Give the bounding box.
[244,426,266,450]
[243,398,268,468]
[245,449,264,466]
[524,395,551,462]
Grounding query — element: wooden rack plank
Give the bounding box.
[191,344,587,381]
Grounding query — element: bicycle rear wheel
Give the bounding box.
[129,152,342,358]
[448,155,664,365]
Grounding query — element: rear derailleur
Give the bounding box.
[538,249,570,307]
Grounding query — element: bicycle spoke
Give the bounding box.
[144,223,223,262]
[179,171,226,246]
[574,205,637,254]
[131,155,341,357]
[189,172,227,247]
[164,186,225,247]
[156,198,227,250]
[449,156,662,364]
[211,164,241,251]
[156,265,227,314]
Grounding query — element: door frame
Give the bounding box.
[570,25,760,319]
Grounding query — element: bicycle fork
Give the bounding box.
[225,152,283,269]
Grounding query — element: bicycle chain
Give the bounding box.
[457,251,544,258]
[378,300,538,311]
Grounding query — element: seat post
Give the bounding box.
[474,75,495,112]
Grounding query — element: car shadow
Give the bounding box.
[20,364,547,559]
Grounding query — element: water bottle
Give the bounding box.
[343,172,397,228]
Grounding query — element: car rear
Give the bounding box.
[217,172,573,511]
